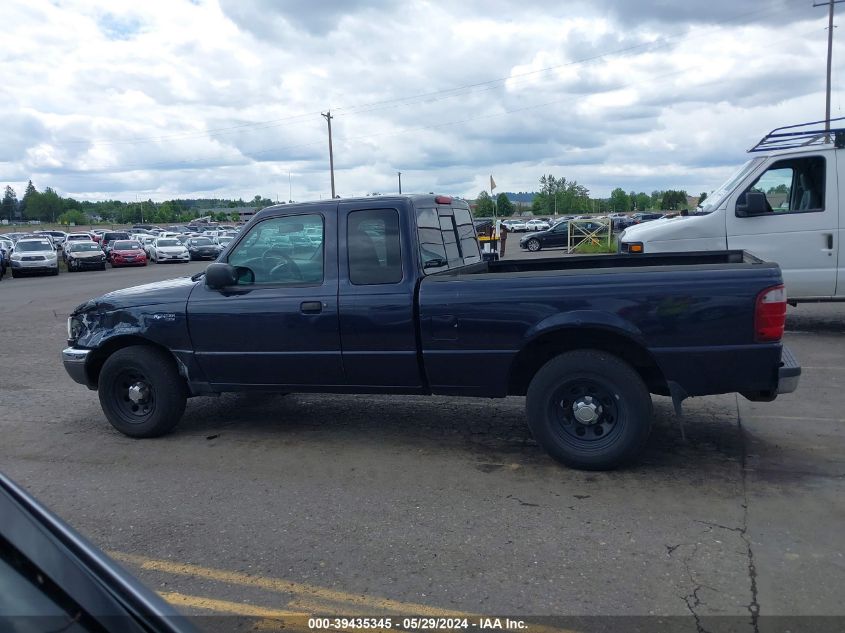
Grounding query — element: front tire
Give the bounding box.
[526,350,652,470]
[98,346,188,438]
[527,238,541,252]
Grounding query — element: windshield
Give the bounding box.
[114,241,141,250]
[70,242,102,252]
[698,158,764,212]
[17,241,52,252]
[157,239,181,247]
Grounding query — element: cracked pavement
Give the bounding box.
[0,259,843,625]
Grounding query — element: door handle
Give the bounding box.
[826,233,833,250]
[300,301,323,314]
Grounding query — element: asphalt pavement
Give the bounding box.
[0,254,843,629]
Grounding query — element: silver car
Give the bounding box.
[10,238,59,277]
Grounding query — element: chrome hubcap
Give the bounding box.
[127,382,150,405]
[572,396,602,425]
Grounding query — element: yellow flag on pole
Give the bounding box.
[490,175,496,191]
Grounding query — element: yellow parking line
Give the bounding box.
[121,551,580,633]
[157,591,300,618]
[112,551,462,616]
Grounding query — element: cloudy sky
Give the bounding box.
[0,0,840,202]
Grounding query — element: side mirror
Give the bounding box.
[205,262,237,289]
[736,191,768,217]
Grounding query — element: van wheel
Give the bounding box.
[526,350,652,470]
[98,346,188,438]
[527,238,541,252]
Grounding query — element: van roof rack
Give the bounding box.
[749,117,845,152]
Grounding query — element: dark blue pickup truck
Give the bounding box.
[62,195,800,470]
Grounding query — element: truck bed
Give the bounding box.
[418,249,784,399]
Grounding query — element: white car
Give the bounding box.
[62,233,94,260]
[504,219,527,232]
[140,236,158,257]
[525,219,550,231]
[10,238,59,277]
[150,238,190,263]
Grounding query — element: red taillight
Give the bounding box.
[434,195,452,204]
[755,284,786,342]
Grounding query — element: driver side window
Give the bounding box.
[738,156,825,215]
[228,214,324,285]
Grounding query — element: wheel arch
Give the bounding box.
[85,335,185,388]
[508,325,668,396]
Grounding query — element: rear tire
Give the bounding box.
[526,350,652,470]
[11,270,18,278]
[98,346,188,438]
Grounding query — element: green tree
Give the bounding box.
[660,190,689,210]
[57,210,88,226]
[650,190,663,209]
[698,192,708,205]
[634,192,651,211]
[609,188,630,212]
[496,193,514,217]
[19,180,37,219]
[473,191,495,217]
[230,211,241,223]
[1,186,17,221]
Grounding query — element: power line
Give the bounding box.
[61,1,805,148]
[86,24,824,176]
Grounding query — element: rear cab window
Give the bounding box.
[415,204,481,274]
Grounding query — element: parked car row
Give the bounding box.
[0,223,243,279]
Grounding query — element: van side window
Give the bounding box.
[347,209,402,285]
[738,156,825,215]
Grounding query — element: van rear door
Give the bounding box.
[725,152,838,299]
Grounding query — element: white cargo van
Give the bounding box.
[619,118,844,302]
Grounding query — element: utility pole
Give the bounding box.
[815,0,843,138]
[398,171,402,194]
[288,171,292,203]
[321,111,336,198]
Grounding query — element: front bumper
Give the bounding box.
[62,347,92,388]
[69,257,106,268]
[11,260,58,271]
[112,257,146,266]
[777,345,801,394]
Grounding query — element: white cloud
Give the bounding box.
[0,0,840,202]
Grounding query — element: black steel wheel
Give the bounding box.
[526,350,652,470]
[98,346,187,438]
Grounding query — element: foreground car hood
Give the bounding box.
[95,276,199,311]
[620,215,712,242]
[520,231,547,240]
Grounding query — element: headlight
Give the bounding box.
[11,253,21,261]
[67,315,83,340]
